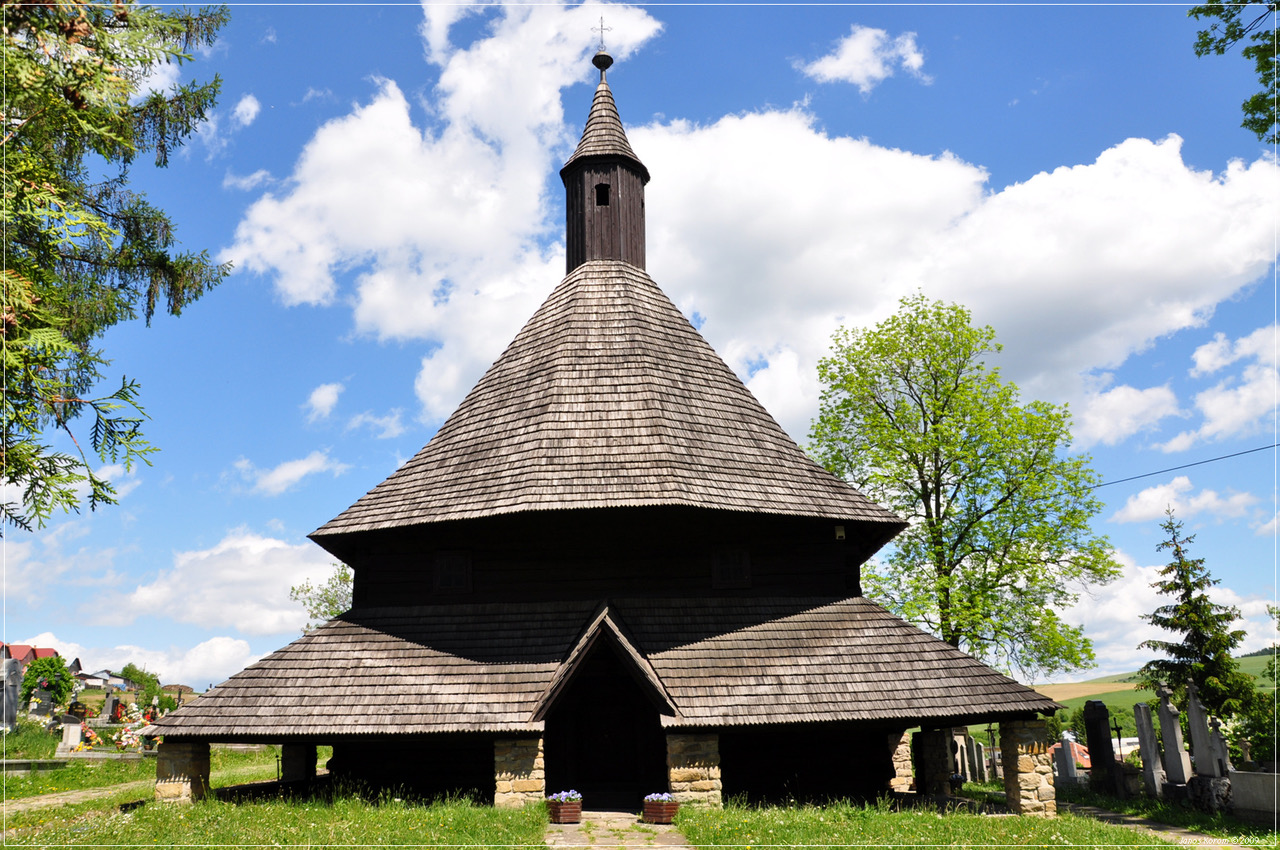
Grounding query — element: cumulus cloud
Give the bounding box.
[305,382,344,422]
[221,3,1276,442]
[1058,551,1276,676]
[25,631,262,688]
[346,409,406,439]
[1110,475,1258,524]
[1074,382,1181,449]
[233,450,350,496]
[796,24,930,93]
[635,121,1277,437]
[221,3,661,421]
[103,529,335,636]
[232,94,261,128]
[223,169,273,191]
[1161,324,1277,452]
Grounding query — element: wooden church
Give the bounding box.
[151,51,1061,812]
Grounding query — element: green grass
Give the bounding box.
[1,720,59,760]
[676,799,1173,846]
[1058,782,1278,845]
[1,742,281,800]
[5,791,548,847]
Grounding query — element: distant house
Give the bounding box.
[1,643,60,674]
[80,669,132,690]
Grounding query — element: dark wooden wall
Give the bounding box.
[337,507,880,607]
[565,158,646,273]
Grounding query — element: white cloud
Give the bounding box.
[221,3,661,421]
[104,529,335,636]
[305,382,344,422]
[220,4,1276,442]
[233,450,350,496]
[1255,511,1278,537]
[3,521,117,606]
[232,93,261,128]
[1162,324,1277,451]
[1074,382,1180,449]
[223,169,273,191]
[1057,551,1276,678]
[797,24,930,93]
[346,409,406,439]
[24,631,263,689]
[1110,475,1258,524]
[636,120,1277,438]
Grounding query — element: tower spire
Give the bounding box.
[561,50,649,273]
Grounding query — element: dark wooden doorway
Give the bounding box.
[543,639,667,810]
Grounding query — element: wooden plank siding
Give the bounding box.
[564,162,645,272]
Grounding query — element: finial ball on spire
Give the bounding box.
[592,51,614,73]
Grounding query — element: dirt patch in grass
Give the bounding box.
[1035,681,1138,701]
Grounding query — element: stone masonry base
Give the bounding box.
[154,740,211,803]
[1000,720,1055,817]
[494,737,545,808]
[667,732,722,807]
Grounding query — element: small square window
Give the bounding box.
[712,548,751,589]
[434,551,471,593]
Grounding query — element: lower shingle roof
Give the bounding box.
[150,597,1059,739]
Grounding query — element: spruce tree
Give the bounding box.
[1136,508,1257,719]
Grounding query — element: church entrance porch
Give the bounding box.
[543,638,667,810]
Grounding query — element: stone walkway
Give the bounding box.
[1063,803,1258,849]
[545,809,692,848]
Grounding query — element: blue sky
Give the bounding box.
[7,3,1276,687]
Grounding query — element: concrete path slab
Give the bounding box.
[1063,803,1259,849]
[546,809,692,849]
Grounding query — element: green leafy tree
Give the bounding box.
[118,662,175,710]
[1235,604,1277,763]
[1135,509,1258,720]
[1189,1,1279,143]
[809,294,1121,679]
[290,563,354,632]
[20,655,75,707]
[2,0,230,535]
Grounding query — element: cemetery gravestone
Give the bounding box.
[103,695,121,723]
[1133,702,1165,798]
[30,689,54,716]
[1083,700,1122,794]
[1155,682,1192,787]
[975,742,988,783]
[68,701,88,721]
[1208,718,1232,777]
[1055,734,1079,785]
[2,658,18,732]
[1185,681,1219,778]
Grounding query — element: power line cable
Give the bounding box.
[1091,443,1278,489]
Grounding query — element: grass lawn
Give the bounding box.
[2,741,283,800]
[677,800,1174,846]
[4,791,548,847]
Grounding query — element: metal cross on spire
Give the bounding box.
[592,16,611,51]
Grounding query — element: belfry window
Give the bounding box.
[434,551,472,593]
[595,183,610,206]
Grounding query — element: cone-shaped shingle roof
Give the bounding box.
[561,54,649,182]
[313,261,903,538]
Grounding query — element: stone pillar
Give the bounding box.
[666,732,721,807]
[155,740,211,803]
[966,736,981,782]
[888,731,913,792]
[912,728,953,797]
[1133,703,1164,798]
[494,737,544,808]
[975,742,988,783]
[1156,682,1192,785]
[1000,719,1055,817]
[281,743,317,782]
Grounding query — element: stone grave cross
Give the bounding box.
[1155,682,1192,785]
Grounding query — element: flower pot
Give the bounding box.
[643,800,679,824]
[548,800,582,824]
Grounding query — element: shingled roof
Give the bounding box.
[560,52,649,182]
[150,597,1059,740]
[313,261,904,538]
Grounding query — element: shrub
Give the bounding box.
[19,656,74,707]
